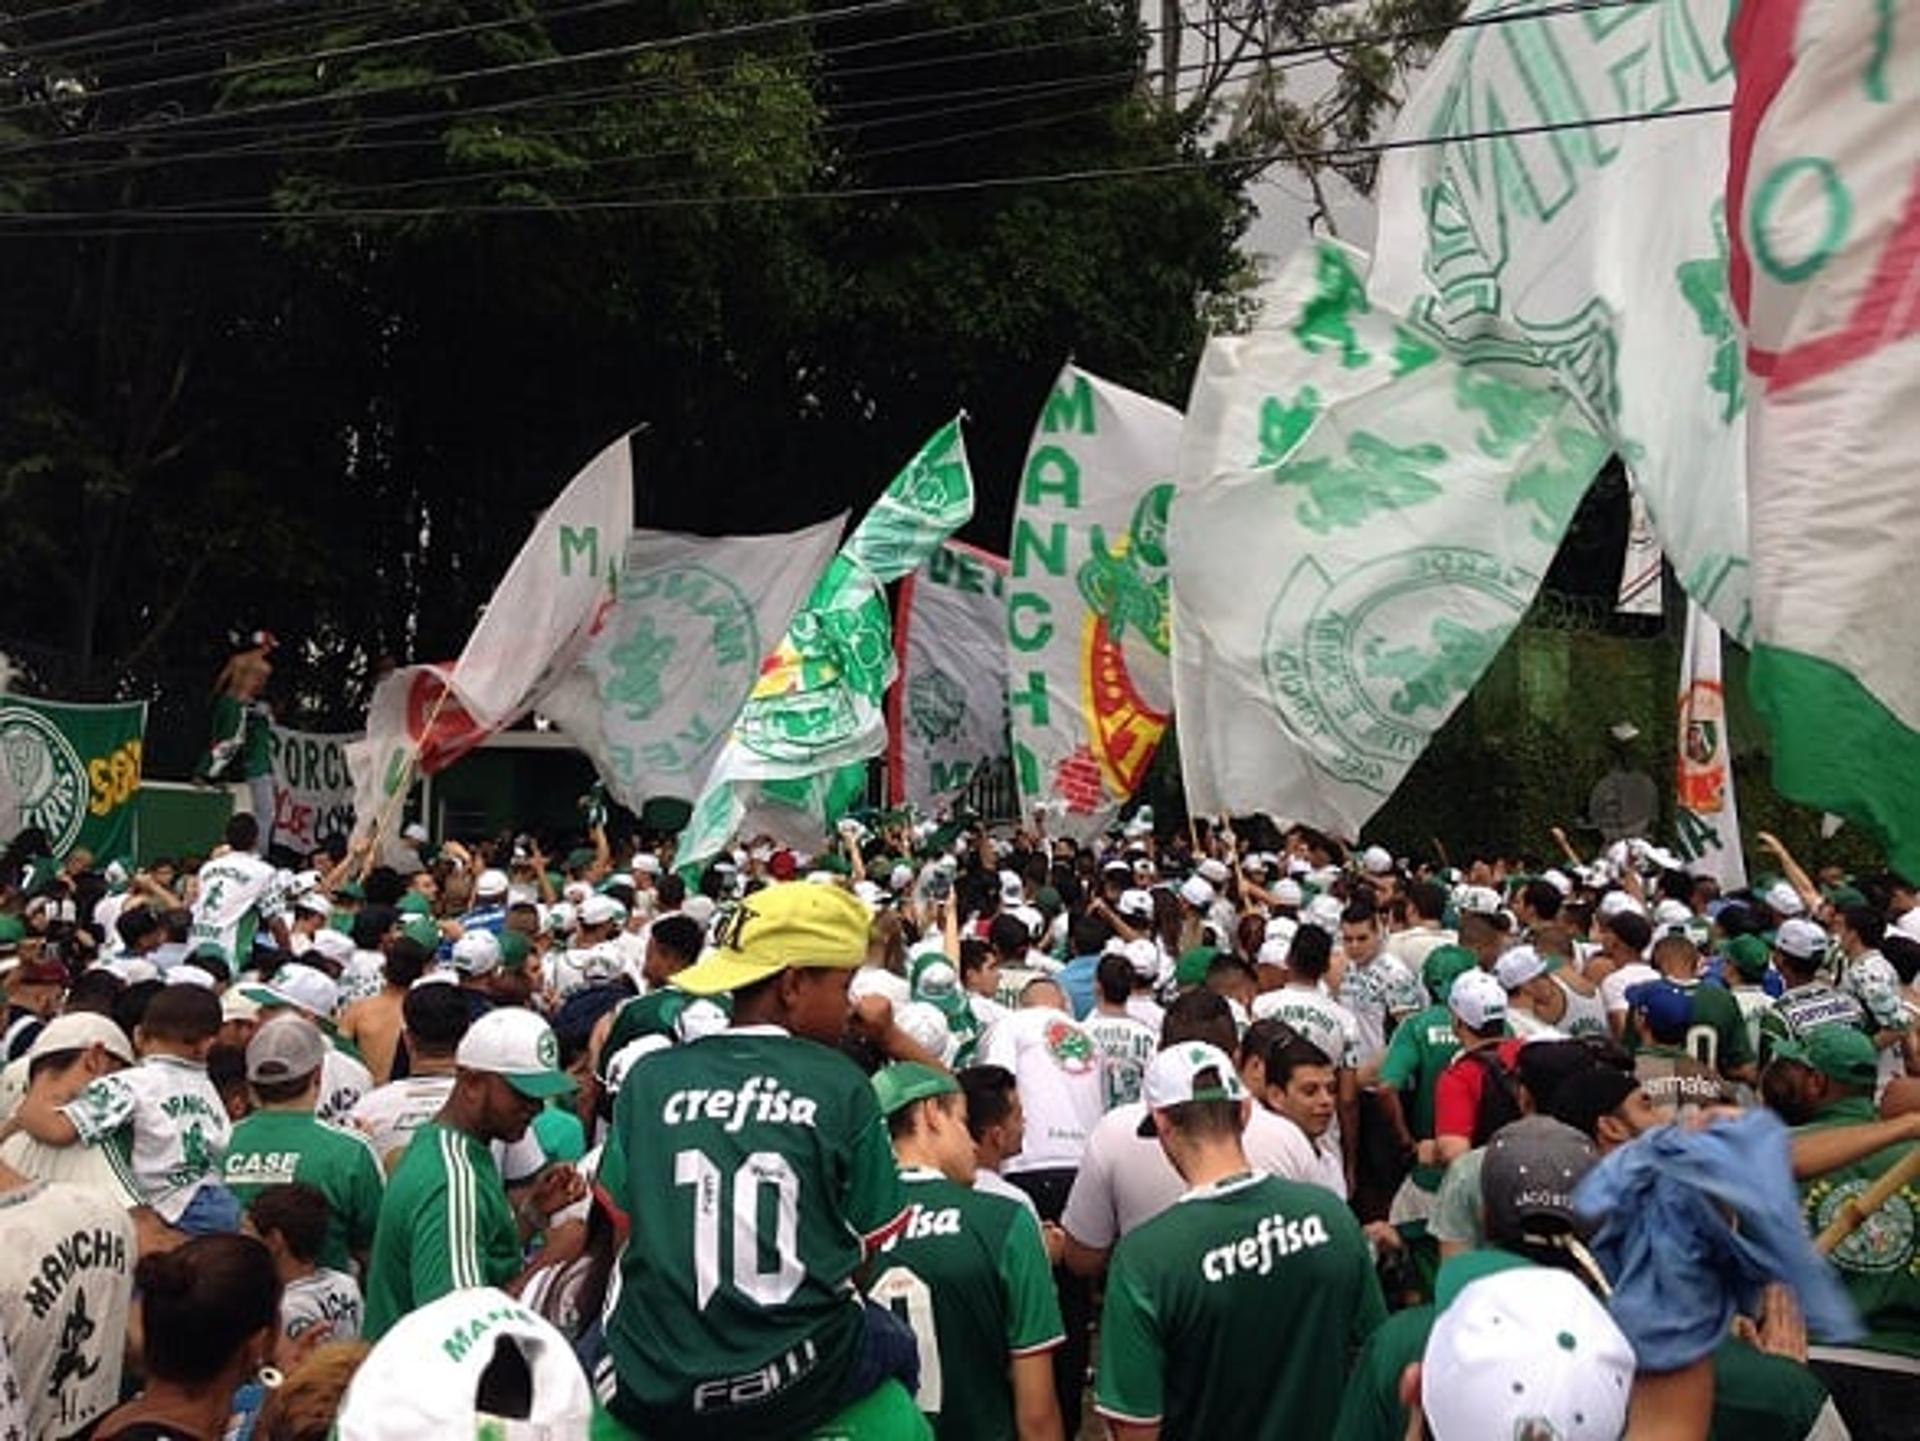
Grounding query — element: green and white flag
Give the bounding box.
[1170,240,1606,836]
[540,519,845,813]
[1730,0,1920,874]
[677,419,975,869]
[1006,365,1183,838]
[0,694,146,864]
[1371,0,1751,641]
[888,541,1010,813]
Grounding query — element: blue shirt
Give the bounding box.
[1057,954,1101,1019]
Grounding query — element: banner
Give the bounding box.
[1616,490,1664,617]
[888,541,1009,813]
[1673,603,1746,888]
[541,519,846,810]
[1729,0,1920,875]
[268,727,359,856]
[1371,0,1752,643]
[0,694,145,863]
[677,419,975,870]
[1171,240,1605,835]
[344,663,493,841]
[449,433,634,728]
[1007,365,1183,837]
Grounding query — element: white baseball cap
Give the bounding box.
[400,822,430,844]
[308,928,355,966]
[1179,875,1216,909]
[1197,858,1230,886]
[1119,937,1159,981]
[1361,844,1394,875]
[577,894,625,928]
[1775,917,1830,961]
[1137,1042,1248,1135]
[1272,878,1304,908]
[335,1288,594,1441]
[1596,891,1647,920]
[1652,898,1694,927]
[1493,946,1550,991]
[1456,885,1504,917]
[1304,894,1345,934]
[1449,969,1509,1030]
[999,870,1026,905]
[474,868,511,899]
[1895,907,1920,945]
[451,931,502,976]
[294,890,333,918]
[28,1012,133,1065]
[1256,937,1292,970]
[1263,914,1299,948]
[634,852,663,877]
[241,963,340,1020]
[1765,879,1806,917]
[166,964,218,991]
[1117,888,1156,922]
[681,894,717,928]
[1422,1269,1634,1441]
[852,879,885,911]
[455,1008,576,1100]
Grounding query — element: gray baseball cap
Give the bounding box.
[245,1014,328,1084]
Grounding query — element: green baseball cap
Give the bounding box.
[497,929,532,970]
[1422,944,1480,1004]
[871,1061,959,1118]
[397,892,433,917]
[1770,1027,1878,1089]
[400,916,441,951]
[0,915,27,945]
[1719,934,1772,981]
[1175,946,1220,988]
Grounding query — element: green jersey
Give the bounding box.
[1624,980,1755,1074]
[363,1123,520,1339]
[1796,1096,1920,1357]
[1095,1172,1385,1439]
[223,1108,385,1272]
[1376,1004,1460,1191]
[600,988,734,1078]
[601,1027,908,1440]
[867,1167,1064,1440]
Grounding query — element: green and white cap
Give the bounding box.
[1136,1042,1247,1135]
[455,1008,576,1100]
[1422,1268,1633,1441]
[335,1287,593,1440]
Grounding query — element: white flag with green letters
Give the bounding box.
[1171,241,1607,836]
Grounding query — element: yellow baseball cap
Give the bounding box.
[673,883,871,995]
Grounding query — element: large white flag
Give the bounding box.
[1371,0,1751,642]
[1674,601,1746,888]
[677,420,975,870]
[1006,365,1182,838]
[540,520,845,810]
[888,541,1009,814]
[344,662,493,840]
[1729,0,1920,877]
[1171,240,1605,835]
[448,435,634,728]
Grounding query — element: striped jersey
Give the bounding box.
[362,1122,520,1338]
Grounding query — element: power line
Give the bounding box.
[0,101,1732,236]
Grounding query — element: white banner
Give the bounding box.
[1007,365,1182,838]
[1673,602,1746,888]
[540,519,846,809]
[1616,489,1664,617]
[449,434,634,728]
[1171,241,1605,835]
[889,541,1009,813]
[1371,0,1752,643]
[268,727,359,856]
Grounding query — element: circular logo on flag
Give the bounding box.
[599,563,761,776]
[0,706,88,855]
[1261,547,1533,796]
[1812,1177,1917,1275]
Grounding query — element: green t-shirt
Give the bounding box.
[601,1027,908,1440]
[1796,1096,1920,1357]
[223,1107,385,1272]
[363,1122,520,1339]
[1376,1004,1460,1191]
[598,988,733,1081]
[867,1167,1064,1440]
[1625,980,1756,1074]
[1332,1304,1434,1441]
[1095,1172,1386,1439]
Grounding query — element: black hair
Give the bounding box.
[225,814,261,852]
[1840,905,1886,950]
[140,984,223,1044]
[958,938,994,981]
[987,913,1031,960]
[383,936,432,990]
[957,1065,1018,1142]
[1161,988,1236,1053]
[1884,935,1920,987]
[1288,925,1333,982]
[206,1043,249,1104]
[247,1183,331,1264]
[115,907,161,949]
[649,915,704,970]
[1341,895,1379,928]
[1407,880,1448,923]
[1268,1035,1335,1089]
[402,981,473,1054]
[1069,910,1113,957]
[1607,910,1653,953]
[361,867,406,907]
[134,1234,280,1384]
[350,904,399,952]
[66,968,124,1017]
[1521,879,1563,922]
[656,874,687,909]
[1095,953,1134,1006]
[112,979,166,1039]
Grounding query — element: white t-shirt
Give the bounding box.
[1600,961,1661,1014]
[1252,986,1363,1069]
[1388,927,1458,974]
[189,851,287,964]
[976,1007,1105,1174]
[0,1180,135,1438]
[1268,1110,1348,1199]
[0,1129,140,1207]
[339,949,386,1005]
[1337,953,1429,1063]
[61,1054,231,1224]
[348,1074,544,1182]
[547,944,623,1004]
[0,1054,27,1126]
[317,1047,374,1128]
[1124,994,1166,1034]
[1059,1101,1323,1249]
[1083,1013,1158,1110]
[282,1267,364,1344]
